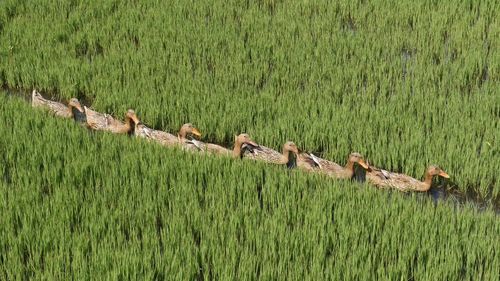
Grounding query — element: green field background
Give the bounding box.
[1,94,499,280]
[0,0,498,196]
[0,0,499,279]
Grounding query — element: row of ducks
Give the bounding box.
[32,90,450,192]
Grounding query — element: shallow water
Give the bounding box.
[352,164,499,214]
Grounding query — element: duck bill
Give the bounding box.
[357,159,369,169]
[439,171,450,178]
[192,128,202,138]
[131,114,140,125]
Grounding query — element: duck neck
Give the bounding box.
[419,172,434,192]
[178,129,187,142]
[280,148,291,165]
[67,104,77,117]
[343,160,355,177]
[233,141,243,158]
[287,151,297,167]
[124,116,134,134]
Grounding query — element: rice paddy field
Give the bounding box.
[0,0,499,280]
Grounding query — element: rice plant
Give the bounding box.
[0,93,499,280]
[1,0,497,197]
[0,0,499,279]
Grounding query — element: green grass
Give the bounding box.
[1,93,499,280]
[0,0,498,197]
[0,0,499,279]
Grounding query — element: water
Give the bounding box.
[352,164,499,214]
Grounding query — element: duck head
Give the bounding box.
[125,109,140,125]
[68,98,84,113]
[179,123,202,139]
[283,141,299,155]
[235,133,258,147]
[348,152,369,169]
[426,165,450,179]
[233,133,258,158]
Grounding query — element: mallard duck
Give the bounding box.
[31,90,85,121]
[84,107,138,134]
[366,164,450,192]
[301,152,369,179]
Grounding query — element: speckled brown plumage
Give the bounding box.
[366,165,450,192]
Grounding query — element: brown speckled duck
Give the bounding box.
[241,141,282,163]
[130,114,178,146]
[31,90,85,121]
[242,141,292,165]
[84,107,138,134]
[300,152,369,179]
[366,164,450,192]
[174,126,234,155]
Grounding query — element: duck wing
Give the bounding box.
[295,152,321,171]
[84,107,109,130]
[306,153,322,168]
[134,124,177,146]
[366,166,422,191]
[242,144,283,164]
[367,165,391,180]
[307,155,344,176]
[205,143,231,156]
[84,107,127,132]
[388,173,423,192]
[182,138,206,152]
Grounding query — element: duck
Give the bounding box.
[172,125,234,155]
[201,141,234,156]
[182,137,234,156]
[291,149,324,171]
[183,133,255,157]
[241,141,319,169]
[84,107,138,134]
[177,123,204,151]
[241,141,291,165]
[300,152,369,179]
[31,89,85,121]
[366,164,450,192]
[130,114,178,146]
[241,141,284,163]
